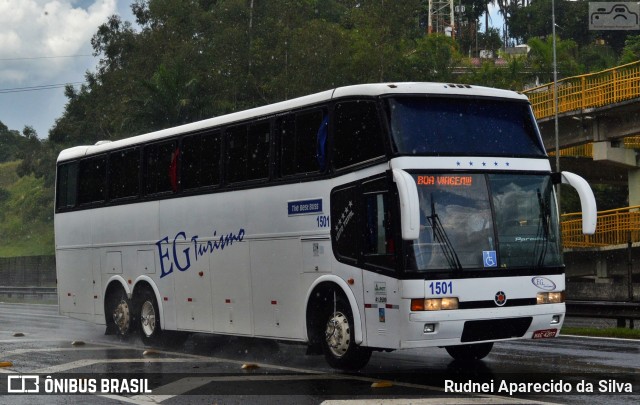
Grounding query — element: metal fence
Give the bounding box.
[524,60,640,120]
[562,206,640,248]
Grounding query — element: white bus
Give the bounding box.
[55,82,596,370]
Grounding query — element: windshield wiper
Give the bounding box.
[534,189,549,267]
[427,199,463,271]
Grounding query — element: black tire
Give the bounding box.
[445,342,493,362]
[320,293,372,371]
[137,288,163,346]
[105,287,133,337]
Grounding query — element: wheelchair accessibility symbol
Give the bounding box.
[483,251,497,268]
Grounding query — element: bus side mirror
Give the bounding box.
[392,169,420,240]
[558,171,597,235]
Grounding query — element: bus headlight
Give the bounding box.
[536,291,565,304]
[411,297,459,311]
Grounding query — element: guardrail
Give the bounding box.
[0,286,57,299]
[565,300,640,328]
[523,60,640,120]
[561,205,640,248]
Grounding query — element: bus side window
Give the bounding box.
[362,179,396,271]
[77,155,106,205]
[247,121,270,180]
[227,121,270,183]
[108,148,140,200]
[279,109,325,176]
[144,140,178,195]
[226,125,248,183]
[333,100,385,169]
[56,162,78,210]
[330,184,359,265]
[182,131,220,190]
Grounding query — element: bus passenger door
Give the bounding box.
[361,178,401,349]
[332,176,400,349]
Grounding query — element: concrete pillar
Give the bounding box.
[629,168,640,206]
[595,257,611,283]
[593,141,637,167]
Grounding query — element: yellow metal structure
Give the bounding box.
[524,60,640,120]
[524,62,640,250]
[562,206,640,248]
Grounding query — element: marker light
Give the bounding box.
[536,291,565,304]
[411,297,459,311]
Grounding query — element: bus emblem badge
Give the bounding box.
[494,291,507,306]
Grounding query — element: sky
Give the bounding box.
[0,0,133,138]
[0,1,503,140]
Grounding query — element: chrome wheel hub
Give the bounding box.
[325,311,350,358]
[113,299,130,335]
[141,300,156,337]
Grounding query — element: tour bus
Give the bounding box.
[55,82,596,370]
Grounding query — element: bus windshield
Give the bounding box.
[387,97,545,157]
[407,173,561,272]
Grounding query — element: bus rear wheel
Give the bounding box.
[106,288,132,337]
[445,342,493,362]
[321,294,371,371]
[137,288,162,346]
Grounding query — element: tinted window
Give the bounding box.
[109,148,140,200]
[226,122,270,183]
[182,131,221,189]
[362,177,396,270]
[388,97,545,157]
[333,100,385,169]
[279,109,326,176]
[248,122,271,180]
[331,184,359,264]
[226,125,249,183]
[56,162,78,210]
[77,155,106,205]
[145,140,179,195]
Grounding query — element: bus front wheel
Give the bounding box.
[445,342,493,362]
[137,288,162,346]
[321,294,371,371]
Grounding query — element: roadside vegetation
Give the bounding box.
[561,326,640,340]
[3,1,640,255]
[0,161,53,256]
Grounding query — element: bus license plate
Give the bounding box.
[532,329,558,339]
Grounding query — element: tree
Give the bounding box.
[509,0,629,54]
[579,43,617,72]
[464,55,526,90]
[0,121,29,163]
[404,34,462,82]
[343,0,422,83]
[477,27,502,54]
[527,35,580,83]
[619,35,640,65]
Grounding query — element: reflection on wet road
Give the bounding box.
[0,303,637,404]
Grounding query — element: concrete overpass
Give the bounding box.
[524,61,640,203]
[524,63,640,294]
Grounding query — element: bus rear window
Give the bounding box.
[388,97,545,157]
[56,162,78,210]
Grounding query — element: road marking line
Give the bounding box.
[127,375,335,404]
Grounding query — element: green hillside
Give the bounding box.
[0,161,54,256]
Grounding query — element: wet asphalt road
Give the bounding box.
[0,302,638,405]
